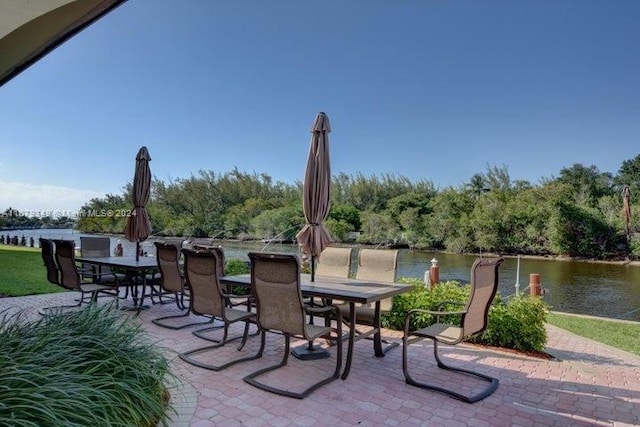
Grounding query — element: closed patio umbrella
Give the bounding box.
[293,112,333,360]
[124,146,152,261]
[296,112,333,281]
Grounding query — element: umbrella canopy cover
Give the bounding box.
[296,112,333,260]
[124,146,152,249]
[0,0,128,87]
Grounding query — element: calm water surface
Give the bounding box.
[5,229,640,321]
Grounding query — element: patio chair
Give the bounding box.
[315,246,353,278]
[178,248,260,371]
[40,238,59,286]
[151,242,213,330]
[191,244,242,298]
[39,239,119,315]
[243,252,343,399]
[38,238,75,314]
[308,246,353,315]
[402,257,504,403]
[191,244,225,275]
[79,236,127,291]
[337,248,399,354]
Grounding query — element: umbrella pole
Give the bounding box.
[311,255,315,282]
[292,255,331,361]
[136,242,140,261]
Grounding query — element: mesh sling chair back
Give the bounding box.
[337,248,399,354]
[190,245,236,303]
[79,236,126,286]
[356,248,398,283]
[178,248,260,371]
[402,257,504,403]
[309,246,353,322]
[39,239,118,315]
[151,242,212,329]
[191,244,226,276]
[243,252,343,399]
[40,238,59,285]
[315,246,353,278]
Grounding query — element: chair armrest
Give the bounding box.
[82,270,119,285]
[436,300,466,311]
[222,292,251,299]
[404,307,468,333]
[407,307,467,316]
[222,293,254,307]
[306,304,341,320]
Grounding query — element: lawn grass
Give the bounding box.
[547,311,640,357]
[0,245,63,296]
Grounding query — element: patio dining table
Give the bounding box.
[76,256,160,313]
[219,273,412,380]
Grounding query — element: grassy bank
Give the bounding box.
[547,311,640,356]
[0,246,63,296]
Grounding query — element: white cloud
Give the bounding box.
[0,180,103,216]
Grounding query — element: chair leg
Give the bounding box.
[191,321,226,342]
[179,320,263,371]
[366,329,399,356]
[38,295,82,316]
[243,325,342,399]
[151,285,174,305]
[151,309,215,330]
[341,302,399,356]
[402,337,499,403]
[151,292,214,330]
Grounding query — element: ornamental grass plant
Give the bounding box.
[0,303,172,427]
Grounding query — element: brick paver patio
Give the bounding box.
[2,292,638,426]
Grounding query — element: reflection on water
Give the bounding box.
[4,229,640,321]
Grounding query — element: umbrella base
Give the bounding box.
[291,342,331,360]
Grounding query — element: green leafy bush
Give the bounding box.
[0,304,171,427]
[469,295,548,352]
[383,279,470,330]
[225,258,250,276]
[384,278,548,353]
[225,258,250,295]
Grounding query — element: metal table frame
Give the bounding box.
[76,256,160,313]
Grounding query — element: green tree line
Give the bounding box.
[5,155,640,259]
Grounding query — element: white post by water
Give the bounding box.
[515,255,521,296]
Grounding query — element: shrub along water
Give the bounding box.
[384,279,548,353]
[0,303,172,427]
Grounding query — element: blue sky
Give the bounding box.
[1,0,639,214]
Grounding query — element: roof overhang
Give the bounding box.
[0,0,128,88]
